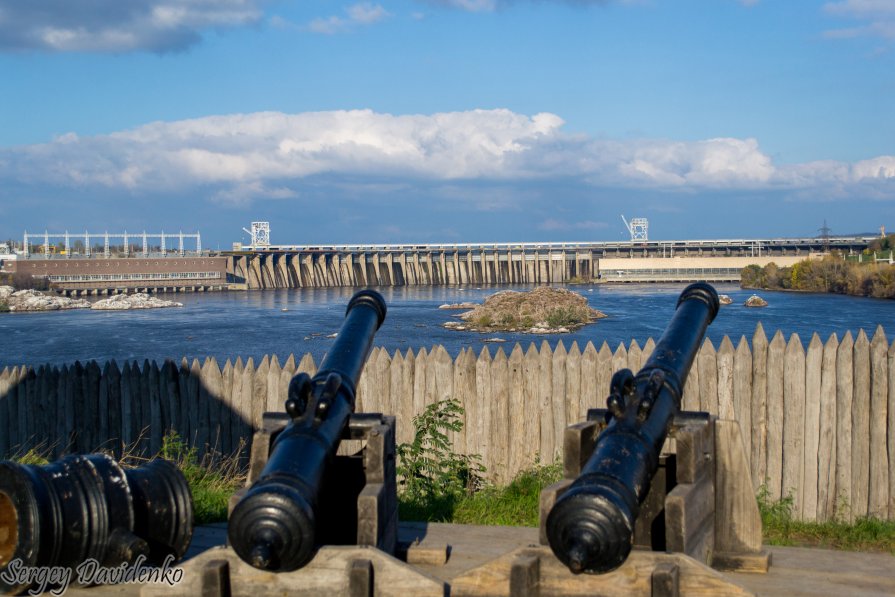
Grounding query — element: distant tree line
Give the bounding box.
[741,255,895,299]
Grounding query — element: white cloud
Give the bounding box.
[1,109,892,204]
[0,0,266,53]
[305,3,390,35]
[538,219,608,231]
[824,1,895,40]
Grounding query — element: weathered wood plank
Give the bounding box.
[177,360,191,446]
[454,349,475,458]
[580,342,598,420]
[717,336,735,421]
[566,341,582,425]
[413,348,428,420]
[835,331,854,522]
[851,330,871,519]
[148,361,162,454]
[627,339,642,375]
[698,339,718,415]
[433,346,453,444]
[868,326,888,519]
[802,333,822,522]
[491,348,510,484]
[386,350,403,442]
[596,342,613,411]
[683,337,700,413]
[766,330,785,501]
[538,341,555,463]
[239,358,255,442]
[266,355,282,415]
[220,359,234,454]
[715,419,763,554]
[400,349,417,449]
[751,324,769,491]
[162,359,179,437]
[552,341,567,452]
[522,343,540,467]
[611,342,627,377]
[783,334,806,517]
[508,344,526,475]
[733,336,753,485]
[817,334,838,521]
[889,338,895,520]
[138,360,152,454]
[252,355,270,441]
[188,359,202,451]
[475,347,493,476]
[0,367,10,457]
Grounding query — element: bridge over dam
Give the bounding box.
[225,237,872,289]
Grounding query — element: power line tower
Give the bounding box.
[818,219,832,253]
[621,215,649,241]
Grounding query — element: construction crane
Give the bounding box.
[621,215,648,242]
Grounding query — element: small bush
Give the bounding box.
[498,312,517,327]
[397,399,485,521]
[0,300,8,313]
[475,314,493,327]
[545,307,585,328]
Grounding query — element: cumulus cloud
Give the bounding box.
[0,0,266,53]
[303,2,390,35]
[823,0,895,40]
[0,109,892,204]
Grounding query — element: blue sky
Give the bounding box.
[0,0,893,248]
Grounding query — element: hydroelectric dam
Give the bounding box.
[225,237,872,289]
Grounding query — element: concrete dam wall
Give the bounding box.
[227,249,810,289]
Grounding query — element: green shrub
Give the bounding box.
[498,312,517,327]
[397,399,485,521]
[0,300,9,313]
[475,314,493,327]
[545,306,584,328]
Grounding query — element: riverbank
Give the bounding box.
[741,257,895,299]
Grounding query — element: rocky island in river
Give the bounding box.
[442,287,606,334]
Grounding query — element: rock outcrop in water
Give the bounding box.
[443,287,606,334]
[91,293,183,310]
[745,295,768,308]
[0,286,183,312]
[1,287,90,312]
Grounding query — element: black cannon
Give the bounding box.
[546,282,720,574]
[227,289,387,572]
[0,454,193,594]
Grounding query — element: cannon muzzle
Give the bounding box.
[546,282,719,574]
[227,289,387,572]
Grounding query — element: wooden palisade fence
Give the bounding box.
[0,323,892,523]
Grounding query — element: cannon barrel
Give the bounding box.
[228,289,387,572]
[0,455,193,594]
[546,282,719,574]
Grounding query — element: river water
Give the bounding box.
[0,284,892,369]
